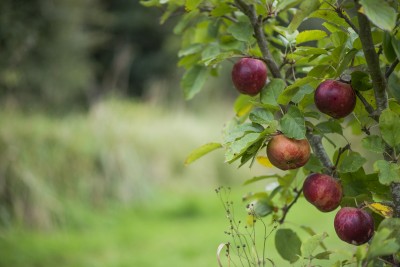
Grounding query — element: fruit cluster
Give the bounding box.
[232,58,374,246]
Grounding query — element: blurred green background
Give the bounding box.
[0,1,358,266]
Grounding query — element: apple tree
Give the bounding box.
[142,0,400,266]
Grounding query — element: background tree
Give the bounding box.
[0,0,176,111]
[144,0,400,266]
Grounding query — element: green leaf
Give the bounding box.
[378,218,400,244]
[292,85,314,103]
[391,35,400,60]
[335,49,358,77]
[178,43,203,57]
[210,3,235,17]
[351,71,372,91]
[367,228,400,260]
[185,0,202,11]
[275,228,302,263]
[260,78,286,109]
[314,251,332,260]
[362,135,385,153]
[227,21,253,42]
[301,232,328,259]
[379,109,400,147]
[253,199,274,217]
[234,94,254,117]
[316,120,343,135]
[280,106,306,139]
[303,154,324,173]
[374,160,400,185]
[243,175,278,185]
[308,65,335,79]
[181,65,208,100]
[296,30,327,45]
[249,109,274,124]
[184,143,222,165]
[224,123,264,143]
[338,151,367,173]
[309,10,348,29]
[383,32,397,63]
[359,0,396,31]
[201,51,238,66]
[201,44,220,63]
[276,0,302,12]
[288,0,320,33]
[293,47,328,56]
[278,76,317,105]
[225,132,263,162]
[340,168,390,198]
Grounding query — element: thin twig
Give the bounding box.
[234,0,282,79]
[385,59,399,80]
[335,6,359,34]
[354,90,379,122]
[278,187,303,224]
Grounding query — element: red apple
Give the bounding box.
[334,207,374,245]
[266,134,311,170]
[231,58,267,95]
[303,173,342,212]
[314,80,356,119]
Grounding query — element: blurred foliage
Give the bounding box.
[0,0,177,111]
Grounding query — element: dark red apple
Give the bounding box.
[314,80,356,119]
[231,58,267,95]
[266,134,311,170]
[303,173,342,212]
[334,207,374,245]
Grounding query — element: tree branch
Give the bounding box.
[234,0,282,79]
[355,2,388,114]
[306,129,336,176]
[355,1,400,218]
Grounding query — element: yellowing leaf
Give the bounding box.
[257,156,273,168]
[365,202,393,218]
[234,95,254,117]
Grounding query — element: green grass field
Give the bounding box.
[0,99,359,267]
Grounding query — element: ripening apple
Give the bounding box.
[266,134,311,170]
[314,80,356,119]
[231,58,267,95]
[303,173,342,212]
[334,207,374,245]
